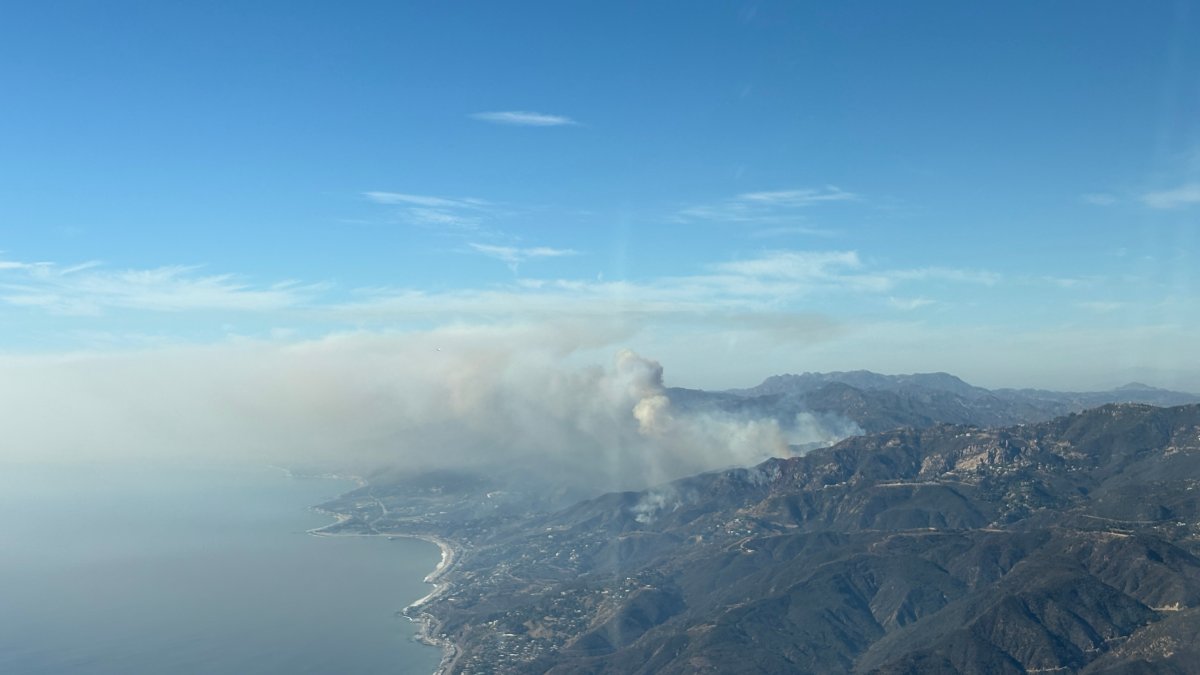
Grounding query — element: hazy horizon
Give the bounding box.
[3,5,1199,673]
[2,3,1198,479]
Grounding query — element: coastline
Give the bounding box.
[270,466,368,489]
[401,534,460,675]
[306,516,461,675]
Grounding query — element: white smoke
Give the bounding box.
[617,347,793,486]
[631,487,679,524]
[0,324,847,492]
[788,411,865,449]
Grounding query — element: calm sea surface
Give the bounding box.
[0,462,443,674]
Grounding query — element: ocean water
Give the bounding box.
[0,462,443,674]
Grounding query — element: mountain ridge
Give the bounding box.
[672,371,1200,440]
[317,372,1200,673]
[408,404,1200,673]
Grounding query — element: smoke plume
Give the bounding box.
[0,324,853,492]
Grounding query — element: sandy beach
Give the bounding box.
[306,515,461,674]
[399,535,460,675]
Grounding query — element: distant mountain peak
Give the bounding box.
[698,371,1200,437]
[733,369,983,399]
[1113,382,1161,391]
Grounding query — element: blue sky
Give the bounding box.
[2,2,1198,390]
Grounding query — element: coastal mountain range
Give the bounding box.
[675,370,1200,437]
[317,372,1200,673]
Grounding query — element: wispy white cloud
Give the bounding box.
[338,249,998,322]
[468,243,578,271]
[0,253,55,271]
[750,225,839,239]
[713,250,863,280]
[1081,192,1117,206]
[889,266,1000,286]
[1078,301,1124,313]
[674,186,856,224]
[0,258,321,315]
[710,252,997,295]
[1141,183,1200,209]
[0,249,1000,348]
[407,207,483,230]
[470,111,578,127]
[708,251,993,292]
[1041,276,1087,289]
[887,296,935,311]
[737,188,857,206]
[363,191,492,232]
[363,192,490,209]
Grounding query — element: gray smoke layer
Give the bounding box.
[0,325,856,491]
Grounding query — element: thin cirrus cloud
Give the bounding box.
[1078,301,1124,313]
[0,257,320,316]
[470,111,579,127]
[468,243,578,270]
[707,251,998,297]
[0,248,999,332]
[363,191,490,209]
[364,191,493,232]
[887,296,936,311]
[1080,192,1117,206]
[712,250,864,280]
[1140,183,1200,209]
[1,251,1193,397]
[342,249,997,321]
[738,188,857,205]
[750,225,840,239]
[674,186,857,224]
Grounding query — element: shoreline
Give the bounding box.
[271,466,368,489]
[306,516,461,674]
